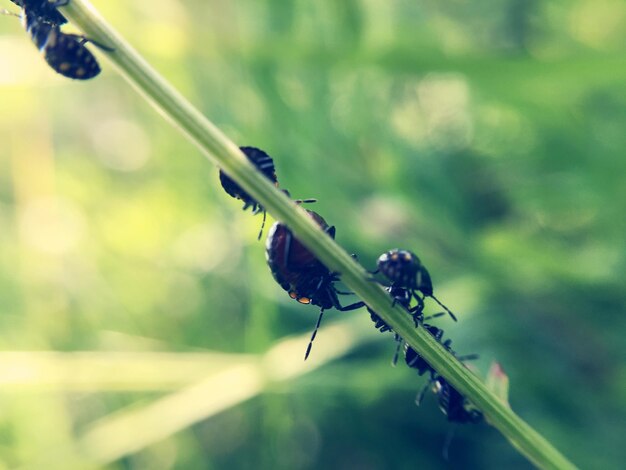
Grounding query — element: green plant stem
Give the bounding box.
[60,2,577,469]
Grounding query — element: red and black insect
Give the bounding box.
[265,209,364,359]
[375,249,457,321]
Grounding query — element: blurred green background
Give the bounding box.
[1,0,625,468]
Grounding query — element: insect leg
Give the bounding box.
[335,300,365,312]
[391,334,402,367]
[423,311,445,321]
[415,377,434,406]
[430,294,458,322]
[304,308,325,360]
[75,35,114,52]
[442,426,457,461]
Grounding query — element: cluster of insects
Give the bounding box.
[218,146,484,438]
[3,2,483,433]
[2,0,111,79]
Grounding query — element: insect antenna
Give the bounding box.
[77,36,114,51]
[1,8,19,17]
[256,210,267,240]
[429,295,458,322]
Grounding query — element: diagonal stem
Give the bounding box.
[58,1,576,468]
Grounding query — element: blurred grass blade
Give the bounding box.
[79,317,375,464]
[81,363,264,463]
[0,351,254,391]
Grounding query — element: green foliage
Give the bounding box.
[0,0,625,468]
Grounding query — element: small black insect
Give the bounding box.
[219,146,278,239]
[404,324,457,404]
[432,376,483,424]
[404,325,449,378]
[22,11,112,80]
[218,146,309,240]
[265,209,365,359]
[367,286,446,365]
[404,325,478,403]
[368,286,413,334]
[3,1,113,80]
[368,287,446,332]
[375,249,457,321]
[431,375,484,460]
[9,0,67,26]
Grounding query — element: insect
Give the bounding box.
[368,287,447,332]
[431,375,484,460]
[265,209,365,359]
[368,286,413,334]
[3,1,112,80]
[219,146,287,240]
[9,0,67,25]
[220,148,314,239]
[375,249,458,321]
[368,286,446,365]
[404,324,456,404]
[404,325,478,403]
[404,328,481,460]
[432,376,483,424]
[22,11,112,80]
[404,325,450,379]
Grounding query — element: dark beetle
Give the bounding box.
[265,209,336,307]
[404,325,478,406]
[219,147,278,240]
[368,284,450,366]
[404,324,455,405]
[9,0,67,25]
[368,286,413,334]
[219,147,278,204]
[368,286,443,333]
[404,324,449,378]
[376,249,457,321]
[26,17,102,79]
[432,376,483,424]
[265,209,364,359]
[219,147,315,240]
[377,249,433,296]
[367,286,428,366]
[431,374,483,460]
[9,4,113,80]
